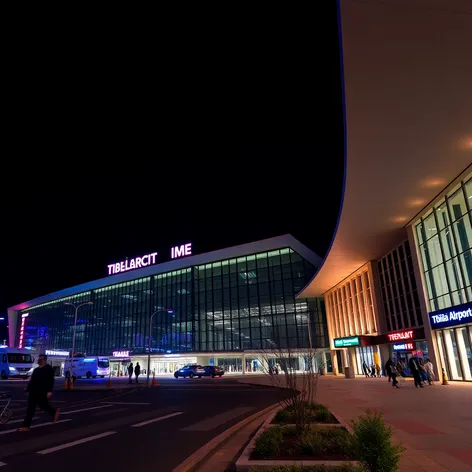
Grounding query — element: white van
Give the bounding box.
[63,356,110,379]
[0,348,35,380]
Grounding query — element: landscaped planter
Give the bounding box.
[236,406,360,471]
[271,403,343,427]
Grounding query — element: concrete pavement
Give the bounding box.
[237,374,472,472]
[0,377,292,471]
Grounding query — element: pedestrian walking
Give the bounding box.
[408,356,424,388]
[424,358,435,385]
[134,362,141,384]
[385,358,393,382]
[128,362,134,384]
[18,354,60,432]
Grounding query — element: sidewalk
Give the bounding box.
[238,374,472,472]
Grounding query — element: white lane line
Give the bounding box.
[37,431,117,455]
[0,461,6,467]
[62,405,113,415]
[11,400,66,403]
[0,419,71,436]
[131,411,184,427]
[101,402,151,405]
[8,416,39,424]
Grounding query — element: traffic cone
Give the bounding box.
[63,377,67,389]
[441,367,449,385]
[107,373,112,388]
[151,372,158,387]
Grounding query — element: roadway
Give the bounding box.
[0,376,290,471]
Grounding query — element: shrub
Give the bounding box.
[351,410,405,472]
[253,425,284,459]
[314,405,331,422]
[299,427,353,457]
[275,408,292,424]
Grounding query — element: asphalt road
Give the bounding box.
[0,376,291,471]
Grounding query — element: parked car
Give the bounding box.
[201,366,224,378]
[174,364,202,379]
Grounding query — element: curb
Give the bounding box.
[59,387,144,392]
[172,403,279,472]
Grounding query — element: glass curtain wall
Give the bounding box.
[415,173,472,310]
[194,248,326,352]
[19,248,326,355]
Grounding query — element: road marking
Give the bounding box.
[131,412,184,427]
[0,419,71,436]
[11,399,66,403]
[0,461,6,467]
[8,416,39,424]
[62,405,113,415]
[101,401,151,405]
[182,407,254,432]
[37,431,117,455]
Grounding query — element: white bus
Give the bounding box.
[63,356,110,379]
[0,348,35,380]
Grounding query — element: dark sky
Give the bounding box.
[1,4,344,316]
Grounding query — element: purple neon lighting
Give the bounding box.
[108,252,158,275]
[171,243,192,259]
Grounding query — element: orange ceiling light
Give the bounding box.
[407,198,427,207]
[420,177,447,189]
[457,136,472,150]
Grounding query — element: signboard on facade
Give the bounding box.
[387,330,414,342]
[45,350,69,357]
[393,342,414,351]
[112,351,130,358]
[334,336,360,348]
[429,302,472,330]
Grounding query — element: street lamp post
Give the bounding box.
[64,301,93,382]
[147,308,174,386]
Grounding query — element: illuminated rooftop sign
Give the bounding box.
[387,330,414,342]
[334,336,360,348]
[171,243,192,259]
[108,252,158,275]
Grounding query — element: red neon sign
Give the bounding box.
[388,330,414,342]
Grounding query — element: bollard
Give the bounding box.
[441,367,449,385]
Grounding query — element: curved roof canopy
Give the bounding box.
[299,0,472,298]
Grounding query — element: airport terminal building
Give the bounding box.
[8,235,330,376]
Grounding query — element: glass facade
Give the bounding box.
[415,171,472,381]
[415,173,472,311]
[378,240,423,332]
[18,247,328,356]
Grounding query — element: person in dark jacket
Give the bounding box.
[18,354,60,431]
[128,363,134,384]
[134,362,141,384]
[408,356,424,388]
[385,358,394,382]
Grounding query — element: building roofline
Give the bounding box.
[9,234,322,311]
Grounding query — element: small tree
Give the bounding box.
[351,410,405,472]
[258,326,324,432]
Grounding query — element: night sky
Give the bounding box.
[0,4,344,327]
